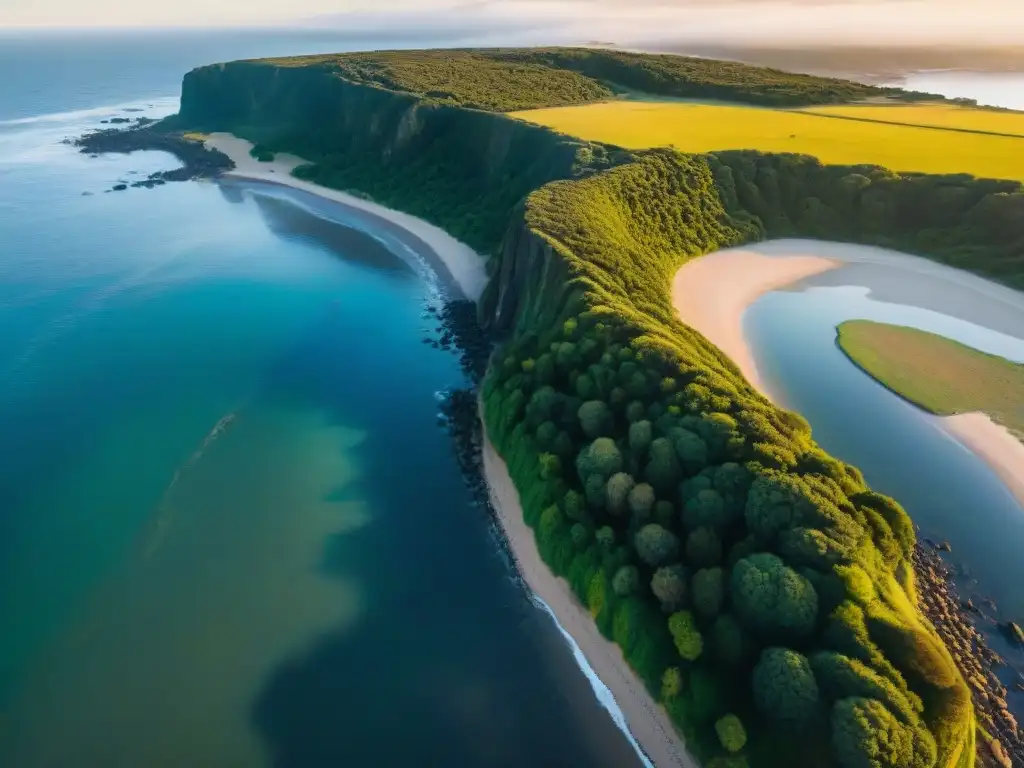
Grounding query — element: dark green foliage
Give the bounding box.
[579,400,614,438]
[595,525,616,549]
[563,489,587,522]
[712,613,754,667]
[716,714,748,753]
[627,482,656,520]
[629,419,654,454]
[538,452,562,480]
[683,488,734,532]
[654,500,676,529]
[662,666,684,700]
[613,564,640,597]
[810,652,920,724]
[570,523,591,549]
[646,436,683,494]
[635,523,680,567]
[669,610,704,661]
[606,472,636,516]
[830,697,937,768]
[732,553,819,640]
[652,564,689,612]
[692,567,726,618]
[686,526,723,568]
[577,437,623,480]
[674,428,710,474]
[752,648,820,728]
[585,473,607,510]
[626,401,647,423]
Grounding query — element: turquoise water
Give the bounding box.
[744,261,1024,708]
[0,34,645,768]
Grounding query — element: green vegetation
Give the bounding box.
[836,321,1024,441]
[249,143,275,162]
[165,47,1019,768]
[257,47,935,112]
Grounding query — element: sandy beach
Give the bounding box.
[942,413,1024,508]
[670,238,1024,509]
[203,133,488,301]
[481,408,697,768]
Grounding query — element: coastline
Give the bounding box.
[202,133,488,302]
[671,239,1024,509]
[203,132,692,766]
[480,406,697,768]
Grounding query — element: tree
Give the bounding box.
[830,697,937,768]
[626,401,647,423]
[596,525,616,549]
[635,523,680,567]
[535,420,558,450]
[606,472,636,516]
[645,437,681,494]
[613,564,640,597]
[751,647,820,728]
[715,714,747,753]
[585,474,607,510]
[673,428,709,474]
[809,652,919,724]
[652,564,688,611]
[683,488,733,532]
[629,419,653,454]
[577,437,623,480]
[579,400,614,438]
[686,526,723,568]
[627,482,656,520]
[692,567,725,618]
[570,523,590,549]
[731,553,818,640]
[669,610,703,661]
[662,666,683,700]
[539,453,562,480]
[564,489,587,522]
[654,500,676,528]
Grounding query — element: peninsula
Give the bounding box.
[157,47,1024,768]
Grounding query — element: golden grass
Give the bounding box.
[510,101,1024,181]
[801,103,1024,138]
[836,320,1024,440]
[182,132,209,142]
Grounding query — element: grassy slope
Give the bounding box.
[836,320,1024,441]
[509,102,1024,181]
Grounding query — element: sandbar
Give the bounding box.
[671,238,1024,509]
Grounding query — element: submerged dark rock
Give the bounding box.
[69,123,234,187]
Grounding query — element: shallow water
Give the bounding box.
[0,34,645,766]
[745,254,1024,707]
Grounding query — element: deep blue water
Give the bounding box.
[0,30,644,768]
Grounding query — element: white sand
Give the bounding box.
[480,408,698,768]
[203,133,488,301]
[671,238,1024,510]
[942,413,1024,508]
[671,245,840,391]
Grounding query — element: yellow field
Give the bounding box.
[510,102,1024,181]
[801,103,1024,138]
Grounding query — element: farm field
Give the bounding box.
[510,101,1024,180]
[836,320,1024,440]
[800,103,1024,138]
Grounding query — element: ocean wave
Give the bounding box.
[0,96,179,129]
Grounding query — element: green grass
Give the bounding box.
[836,320,1024,441]
[511,101,1024,182]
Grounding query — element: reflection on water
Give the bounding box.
[746,260,1024,713]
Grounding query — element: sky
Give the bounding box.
[1,0,1022,46]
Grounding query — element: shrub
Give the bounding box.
[715,714,748,753]
[635,523,680,567]
[595,525,616,549]
[539,452,562,480]
[627,482,656,520]
[662,666,684,700]
[564,489,587,522]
